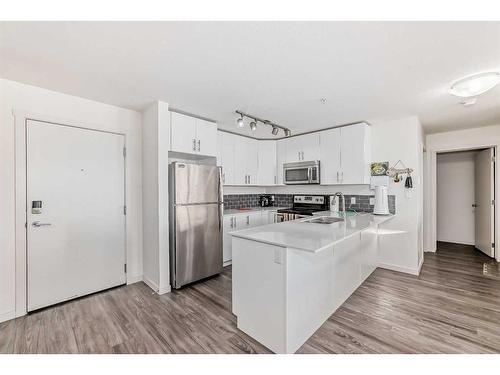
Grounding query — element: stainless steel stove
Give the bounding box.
[277,195,329,222]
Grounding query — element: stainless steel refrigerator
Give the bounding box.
[169,162,223,289]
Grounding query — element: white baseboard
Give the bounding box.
[437,239,475,246]
[142,275,159,292]
[127,274,143,285]
[142,276,171,295]
[223,260,232,267]
[158,285,171,295]
[0,309,16,324]
[378,262,420,276]
[418,256,424,274]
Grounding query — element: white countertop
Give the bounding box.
[230,212,395,253]
[223,206,287,215]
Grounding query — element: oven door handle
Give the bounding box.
[307,167,312,182]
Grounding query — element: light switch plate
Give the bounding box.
[350,197,356,204]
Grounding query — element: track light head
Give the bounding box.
[271,126,279,135]
[236,116,245,128]
[284,129,292,137]
[249,120,257,131]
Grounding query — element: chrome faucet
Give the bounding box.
[333,192,346,216]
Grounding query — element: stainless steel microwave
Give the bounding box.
[283,160,320,185]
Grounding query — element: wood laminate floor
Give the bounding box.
[1,241,500,354]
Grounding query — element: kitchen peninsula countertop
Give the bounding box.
[231,212,394,253]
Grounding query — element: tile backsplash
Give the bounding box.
[223,193,396,214]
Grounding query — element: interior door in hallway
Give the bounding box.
[26,120,126,311]
[474,148,495,258]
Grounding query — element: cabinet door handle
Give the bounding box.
[274,175,277,184]
[298,151,301,161]
[197,140,201,152]
[249,175,251,184]
[192,139,196,151]
[246,215,250,225]
[341,171,344,182]
[222,172,225,183]
[337,171,339,182]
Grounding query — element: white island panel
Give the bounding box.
[232,221,379,354]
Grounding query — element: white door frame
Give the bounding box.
[427,142,499,262]
[14,110,128,318]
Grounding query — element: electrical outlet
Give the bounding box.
[369,197,375,205]
[350,197,356,204]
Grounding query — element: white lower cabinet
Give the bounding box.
[223,210,278,265]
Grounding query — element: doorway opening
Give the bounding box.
[436,148,496,263]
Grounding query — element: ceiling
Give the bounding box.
[1,21,499,138]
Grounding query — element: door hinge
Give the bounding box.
[123,205,127,215]
[492,243,495,248]
[492,199,495,206]
[123,147,126,157]
[124,264,127,273]
[492,156,496,163]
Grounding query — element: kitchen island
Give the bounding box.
[231,212,394,353]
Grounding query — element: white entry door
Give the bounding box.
[27,120,126,311]
[474,148,495,258]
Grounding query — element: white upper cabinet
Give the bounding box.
[276,139,286,185]
[170,112,217,157]
[284,133,320,163]
[195,119,218,157]
[246,138,259,185]
[320,127,341,184]
[258,140,277,185]
[218,131,235,185]
[320,123,371,185]
[170,112,197,154]
[233,135,248,185]
[219,131,259,186]
[340,123,371,184]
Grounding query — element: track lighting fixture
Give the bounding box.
[235,110,291,137]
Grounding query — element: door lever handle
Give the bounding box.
[32,221,51,227]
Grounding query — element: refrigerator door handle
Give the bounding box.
[217,166,223,232]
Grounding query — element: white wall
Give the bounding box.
[0,78,143,323]
[437,151,476,245]
[141,101,170,294]
[425,124,500,262]
[370,116,424,274]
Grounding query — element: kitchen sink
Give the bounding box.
[303,216,344,224]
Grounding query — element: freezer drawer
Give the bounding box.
[172,203,223,288]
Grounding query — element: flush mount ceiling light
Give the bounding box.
[449,71,500,98]
[235,110,291,137]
